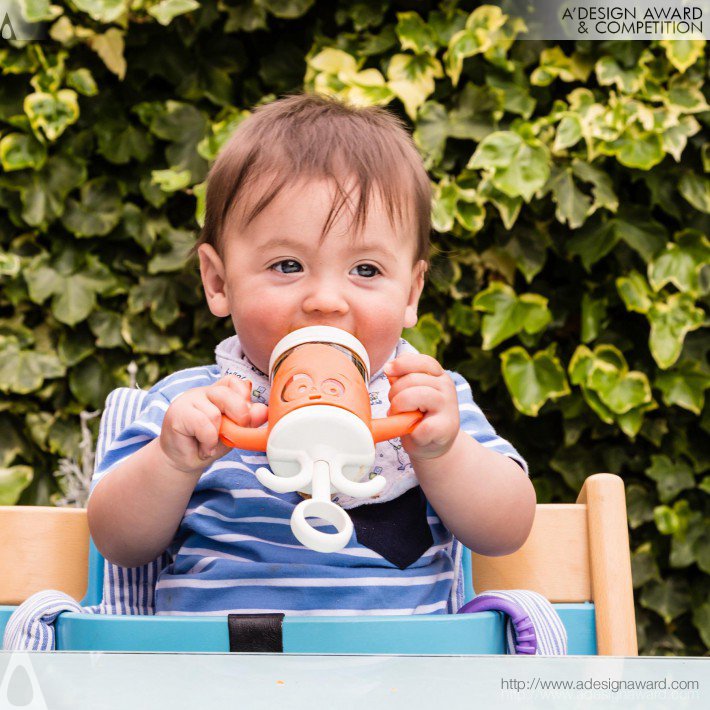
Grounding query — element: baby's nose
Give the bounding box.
[302,282,349,315]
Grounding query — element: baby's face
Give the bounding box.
[199,178,426,377]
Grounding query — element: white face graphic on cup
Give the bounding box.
[281,372,346,402]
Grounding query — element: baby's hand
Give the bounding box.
[160,376,268,475]
[385,354,459,462]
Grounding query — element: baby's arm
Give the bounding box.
[87,376,267,568]
[386,355,535,556]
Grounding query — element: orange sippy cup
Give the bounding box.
[219,326,422,552]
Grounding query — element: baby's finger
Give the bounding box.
[219,375,252,395]
[192,398,224,430]
[388,385,444,416]
[189,409,222,458]
[387,372,445,402]
[205,386,251,425]
[249,402,268,428]
[384,353,444,379]
[403,415,452,449]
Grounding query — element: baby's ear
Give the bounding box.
[198,244,230,317]
[403,260,427,328]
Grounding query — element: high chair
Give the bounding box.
[1,387,637,655]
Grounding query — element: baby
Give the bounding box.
[87,93,536,616]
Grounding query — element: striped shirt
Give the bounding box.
[91,340,527,617]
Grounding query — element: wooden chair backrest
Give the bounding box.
[0,507,89,605]
[470,473,638,655]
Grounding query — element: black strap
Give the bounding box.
[228,613,285,652]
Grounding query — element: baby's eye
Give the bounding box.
[270,259,303,274]
[351,263,380,278]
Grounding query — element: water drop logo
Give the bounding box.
[0,11,16,40]
[0,2,47,42]
[0,652,49,710]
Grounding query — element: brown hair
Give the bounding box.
[196,93,431,262]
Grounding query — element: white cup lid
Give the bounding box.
[268,326,370,381]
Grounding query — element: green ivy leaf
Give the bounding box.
[566,219,618,271]
[640,578,691,624]
[455,198,485,234]
[660,39,706,73]
[0,132,46,171]
[648,293,705,369]
[96,119,153,165]
[655,362,710,415]
[617,271,654,314]
[645,454,695,503]
[88,311,125,349]
[395,12,438,55]
[66,68,98,97]
[447,301,479,337]
[448,83,502,142]
[0,414,24,468]
[613,130,664,170]
[129,276,181,329]
[595,56,646,94]
[68,356,116,409]
[0,465,34,505]
[147,0,200,26]
[24,253,118,326]
[413,101,448,168]
[648,231,710,296]
[546,164,591,229]
[24,90,79,142]
[678,172,710,213]
[580,293,607,343]
[473,282,552,350]
[531,47,592,86]
[500,345,570,416]
[387,53,443,120]
[151,168,192,193]
[468,131,550,202]
[571,160,618,215]
[569,344,655,432]
[500,226,549,282]
[72,0,128,23]
[52,277,100,326]
[444,5,507,86]
[402,313,447,358]
[8,153,87,229]
[260,0,315,19]
[58,327,95,367]
[692,602,710,649]
[553,115,582,152]
[121,313,182,354]
[61,177,123,237]
[0,341,65,394]
[223,1,268,32]
[589,364,652,416]
[626,484,656,529]
[632,543,661,588]
[87,28,127,80]
[141,101,209,179]
[662,115,701,162]
[148,226,196,273]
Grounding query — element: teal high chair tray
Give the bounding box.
[50,540,597,654]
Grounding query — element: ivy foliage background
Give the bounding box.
[0,0,708,655]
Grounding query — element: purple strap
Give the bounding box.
[458,594,538,654]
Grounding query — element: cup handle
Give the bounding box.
[219,415,269,451]
[290,497,353,553]
[370,411,423,443]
